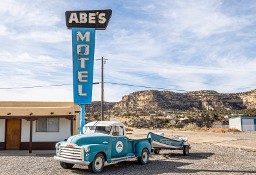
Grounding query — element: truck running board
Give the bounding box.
[111,156,136,163]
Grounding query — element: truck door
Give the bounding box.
[111,126,128,158]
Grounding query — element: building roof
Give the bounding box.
[229,116,256,119]
[0,102,80,118]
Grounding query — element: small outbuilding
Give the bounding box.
[229,116,256,131]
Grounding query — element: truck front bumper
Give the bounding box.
[54,156,90,165]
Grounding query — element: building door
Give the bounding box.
[5,119,21,150]
[242,119,254,131]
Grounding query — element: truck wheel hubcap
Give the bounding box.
[142,152,148,162]
[95,157,103,170]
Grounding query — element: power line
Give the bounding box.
[0,82,101,90]
[105,82,187,92]
[0,81,255,97]
[0,84,73,90]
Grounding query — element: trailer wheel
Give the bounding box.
[60,162,74,169]
[183,145,189,156]
[88,153,105,173]
[154,149,160,154]
[138,148,149,165]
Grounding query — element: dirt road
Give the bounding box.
[0,130,256,175]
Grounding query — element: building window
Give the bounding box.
[36,118,59,132]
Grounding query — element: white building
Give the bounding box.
[0,102,80,152]
[229,116,256,131]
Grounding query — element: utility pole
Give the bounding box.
[96,57,108,121]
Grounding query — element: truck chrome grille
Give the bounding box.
[59,146,83,160]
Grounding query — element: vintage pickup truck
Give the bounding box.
[54,121,152,173]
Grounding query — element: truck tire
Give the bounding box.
[154,149,160,154]
[88,153,105,173]
[138,148,149,165]
[60,162,74,169]
[183,145,189,156]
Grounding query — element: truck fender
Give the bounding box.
[135,141,151,157]
[82,144,111,163]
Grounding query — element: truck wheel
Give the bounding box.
[88,153,105,173]
[60,162,74,169]
[154,149,160,154]
[183,145,189,156]
[138,148,149,165]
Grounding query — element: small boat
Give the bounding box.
[147,132,190,155]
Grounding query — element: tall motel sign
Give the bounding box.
[65,10,112,133]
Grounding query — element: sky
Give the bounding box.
[0,0,256,102]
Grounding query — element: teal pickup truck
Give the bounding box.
[54,121,152,173]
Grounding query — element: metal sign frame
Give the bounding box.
[65,9,111,134]
[65,9,112,29]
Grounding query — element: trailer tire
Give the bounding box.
[88,153,105,173]
[183,145,189,156]
[138,148,149,165]
[60,162,74,169]
[154,149,160,154]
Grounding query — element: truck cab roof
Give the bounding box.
[85,121,125,127]
[84,121,126,136]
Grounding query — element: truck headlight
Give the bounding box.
[55,142,61,149]
[84,146,90,153]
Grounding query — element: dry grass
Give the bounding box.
[208,128,240,133]
[126,127,134,132]
[182,123,200,131]
[181,124,240,133]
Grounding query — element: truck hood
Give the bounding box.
[66,133,110,146]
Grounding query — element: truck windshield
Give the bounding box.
[84,126,112,134]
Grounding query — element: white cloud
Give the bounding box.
[0,0,255,102]
[0,86,73,102]
[0,0,60,28]
[140,0,249,38]
[167,1,241,37]
[92,84,132,102]
[0,25,11,36]
[15,29,70,43]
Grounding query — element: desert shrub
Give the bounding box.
[126,127,134,132]
[210,128,226,133]
[227,128,240,132]
[183,123,200,131]
[129,118,154,128]
[200,126,209,132]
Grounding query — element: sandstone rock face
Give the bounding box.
[112,89,256,113]
[84,90,256,128]
[239,89,256,109]
[85,89,256,117]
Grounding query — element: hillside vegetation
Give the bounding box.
[86,89,256,128]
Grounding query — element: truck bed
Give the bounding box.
[127,138,151,154]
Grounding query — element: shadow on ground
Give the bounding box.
[162,152,215,160]
[3,151,255,174]
[70,160,256,175]
[68,152,256,175]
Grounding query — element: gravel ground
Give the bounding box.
[1,143,256,175]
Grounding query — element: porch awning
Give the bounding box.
[0,102,80,118]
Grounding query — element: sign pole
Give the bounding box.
[79,104,85,134]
